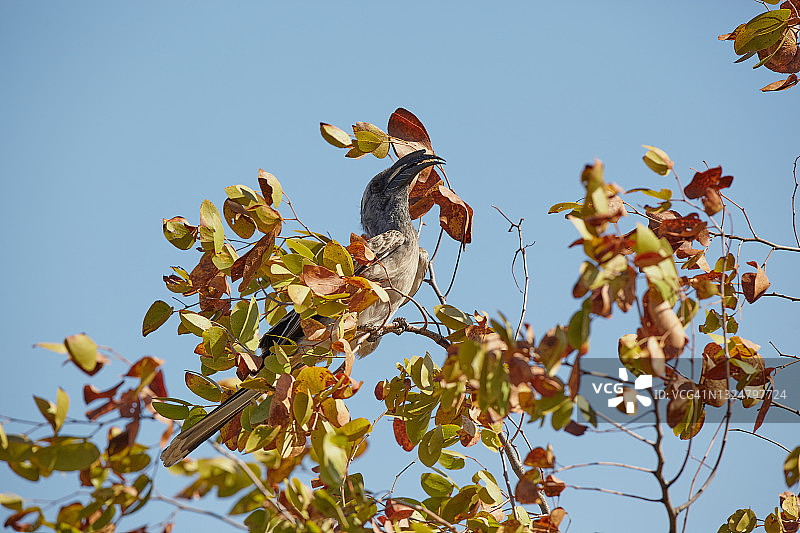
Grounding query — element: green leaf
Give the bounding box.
[162,216,197,250]
[785,447,800,487]
[474,470,503,505]
[202,326,228,357]
[33,342,67,354]
[438,450,466,470]
[293,391,312,427]
[0,493,23,512]
[727,508,756,533]
[734,9,790,55]
[34,396,56,430]
[64,334,98,373]
[319,432,348,486]
[641,145,673,176]
[548,202,581,214]
[179,311,212,336]
[199,199,225,254]
[421,472,454,498]
[142,300,173,337]
[480,428,501,451]
[633,223,661,255]
[418,426,444,467]
[34,441,100,471]
[626,187,673,201]
[230,297,259,349]
[322,241,354,277]
[339,418,371,441]
[320,123,352,149]
[575,394,597,427]
[433,304,474,331]
[184,372,222,402]
[152,401,190,420]
[54,388,68,434]
[567,304,590,350]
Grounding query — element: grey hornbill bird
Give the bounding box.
[161,149,444,467]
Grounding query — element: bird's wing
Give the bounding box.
[354,229,407,281]
[403,247,429,306]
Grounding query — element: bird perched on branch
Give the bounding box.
[161,150,443,466]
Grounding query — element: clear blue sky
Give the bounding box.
[1,2,798,532]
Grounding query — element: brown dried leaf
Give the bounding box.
[515,476,542,505]
[188,253,219,296]
[742,261,771,303]
[433,185,473,246]
[301,264,346,296]
[646,291,687,357]
[761,73,799,92]
[231,230,278,291]
[408,168,443,219]
[543,475,566,497]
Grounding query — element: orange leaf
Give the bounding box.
[432,185,473,246]
[761,74,798,92]
[346,233,376,264]
[408,168,443,219]
[524,446,555,468]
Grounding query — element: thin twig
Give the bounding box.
[152,492,247,530]
[792,155,799,247]
[552,461,653,474]
[729,428,791,452]
[709,232,800,253]
[565,484,661,503]
[492,206,535,340]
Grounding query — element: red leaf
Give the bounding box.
[84,381,123,404]
[388,108,433,158]
[753,376,774,433]
[384,498,415,521]
[683,166,733,199]
[393,417,415,451]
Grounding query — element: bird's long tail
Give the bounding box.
[160,387,261,467]
[161,312,303,467]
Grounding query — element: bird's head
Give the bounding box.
[361,150,444,235]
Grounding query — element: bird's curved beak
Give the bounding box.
[387,149,445,190]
